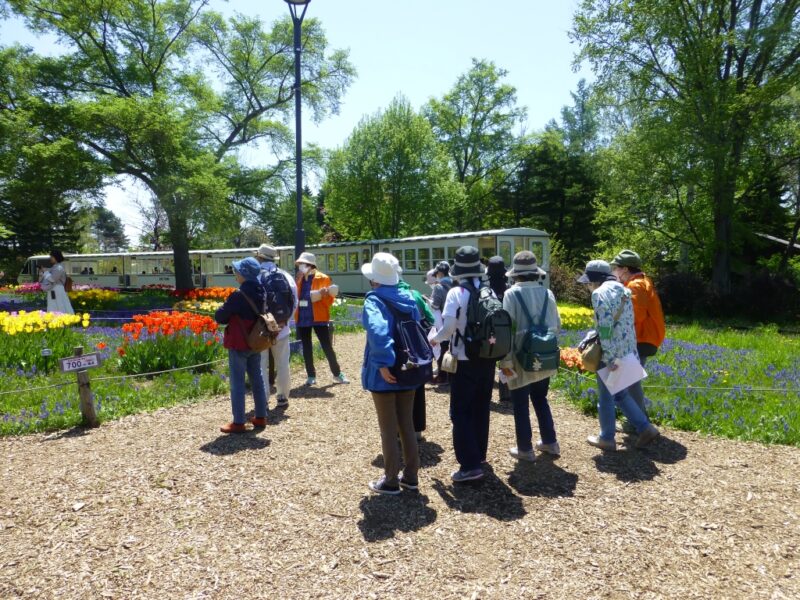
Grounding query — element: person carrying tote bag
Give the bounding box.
[498,251,562,461]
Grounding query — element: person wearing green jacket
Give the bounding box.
[399,279,434,440]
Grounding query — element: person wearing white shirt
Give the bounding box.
[255,244,298,410]
[430,246,496,483]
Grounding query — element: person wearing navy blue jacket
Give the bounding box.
[361,253,421,495]
[214,257,269,433]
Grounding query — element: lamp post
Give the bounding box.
[284,0,310,261]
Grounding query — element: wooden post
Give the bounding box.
[74,346,99,427]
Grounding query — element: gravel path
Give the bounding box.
[1,333,798,599]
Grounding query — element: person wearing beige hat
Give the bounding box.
[295,252,348,386]
[500,251,562,461]
[254,244,297,409]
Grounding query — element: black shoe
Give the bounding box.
[368,476,401,495]
[399,473,419,491]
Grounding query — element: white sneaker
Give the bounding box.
[534,440,561,457]
[586,435,616,451]
[333,373,350,384]
[276,395,289,408]
[509,447,536,462]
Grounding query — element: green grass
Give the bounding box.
[555,323,800,446]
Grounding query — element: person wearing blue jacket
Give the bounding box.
[361,253,421,495]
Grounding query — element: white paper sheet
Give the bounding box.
[427,326,441,360]
[597,352,647,395]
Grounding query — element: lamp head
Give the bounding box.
[284,0,310,4]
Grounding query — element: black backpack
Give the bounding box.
[457,280,513,361]
[260,267,294,327]
[369,293,434,387]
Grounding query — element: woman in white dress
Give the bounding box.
[39,250,74,315]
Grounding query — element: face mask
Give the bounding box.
[298,264,310,274]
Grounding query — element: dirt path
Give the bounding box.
[1,333,798,599]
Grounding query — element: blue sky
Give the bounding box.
[1,0,589,241]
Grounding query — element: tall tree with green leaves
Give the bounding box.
[573,0,800,295]
[425,58,527,230]
[324,96,462,240]
[4,0,354,288]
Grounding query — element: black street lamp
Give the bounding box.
[284,0,310,262]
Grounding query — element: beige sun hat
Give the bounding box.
[295,252,317,267]
[254,244,278,260]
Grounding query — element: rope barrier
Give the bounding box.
[91,358,227,382]
[0,380,75,397]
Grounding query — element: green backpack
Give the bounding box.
[513,289,559,372]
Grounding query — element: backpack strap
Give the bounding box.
[612,293,628,323]
[514,287,549,331]
[235,289,266,344]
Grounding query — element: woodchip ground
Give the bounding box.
[1,332,798,599]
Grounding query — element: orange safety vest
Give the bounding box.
[294,270,335,324]
[625,273,665,348]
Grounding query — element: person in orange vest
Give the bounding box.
[294,252,348,386]
[610,250,665,416]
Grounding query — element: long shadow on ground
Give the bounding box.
[357,493,437,542]
[506,458,579,498]
[200,433,270,456]
[432,469,527,521]
[592,434,688,483]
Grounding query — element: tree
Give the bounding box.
[90,203,129,252]
[271,194,321,246]
[573,0,800,295]
[425,58,527,230]
[324,96,462,240]
[5,0,354,288]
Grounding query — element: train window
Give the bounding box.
[404,249,416,271]
[418,248,430,272]
[349,252,359,271]
[514,239,525,254]
[499,241,512,265]
[337,253,346,272]
[447,247,459,259]
[432,247,445,261]
[327,254,336,272]
[530,241,544,262]
[287,253,294,267]
[362,249,370,264]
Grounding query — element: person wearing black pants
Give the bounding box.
[296,324,341,381]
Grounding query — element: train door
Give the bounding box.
[496,236,517,265]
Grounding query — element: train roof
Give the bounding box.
[25,228,548,259]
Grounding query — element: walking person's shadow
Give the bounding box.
[432,467,527,521]
[357,493,437,542]
[506,458,579,498]
[593,435,688,482]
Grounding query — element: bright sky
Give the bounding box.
[1,0,590,243]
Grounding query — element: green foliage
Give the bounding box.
[573,0,800,295]
[88,203,128,252]
[425,58,527,230]
[0,327,83,371]
[324,95,462,240]
[271,194,322,246]
[117,333,223,375]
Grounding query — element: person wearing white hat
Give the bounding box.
[254,244,297,409]
[294,252,348,386]
[361,252,421,495]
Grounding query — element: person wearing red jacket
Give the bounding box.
[214,257,269,433]
[610,250,666,416]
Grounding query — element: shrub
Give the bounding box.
[549,261,590,306]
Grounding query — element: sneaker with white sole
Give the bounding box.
[451,468,484,483]
[333,373,350,384]
[275,395,289,408]
[303,377,316,386]
[586,435,616,451]
[368,476,401,496]
[635,424,660,448]
[398,472,419,491]
[535,440,561,457]
[509,447,536,462]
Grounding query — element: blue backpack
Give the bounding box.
[260,267,294,327]
[369,294,434,387]
[513,289,559,372]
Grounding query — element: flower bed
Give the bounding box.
[171,288,237,301]
[68,288,122,310]
[117,311,222,375]
[0,311,89,371]
[558,305,593,330]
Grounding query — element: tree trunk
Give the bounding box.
[166,210,194,290]
[710,161,736,297]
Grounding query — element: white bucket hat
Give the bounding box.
[254,244,278,260]
[295,252,317,267]
[361,252,400,286]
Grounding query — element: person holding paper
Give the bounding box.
[577,260,660,450]
[499,251,561,461]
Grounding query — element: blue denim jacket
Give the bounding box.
[361,284,421,393]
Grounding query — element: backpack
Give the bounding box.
[512,288,559,372]
[370,294,434,387]
[456,280,513,361]
[237,290,281,352]
[260,267,294,327]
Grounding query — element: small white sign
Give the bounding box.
[59,353,101,373]
[41,349,53,357]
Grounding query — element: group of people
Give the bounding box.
[359,245,665,495]
[213,245,348,433]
